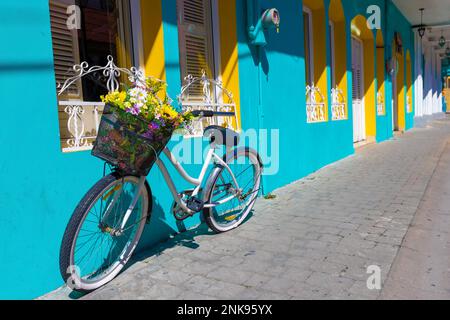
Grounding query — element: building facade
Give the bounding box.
[0,0,446,298]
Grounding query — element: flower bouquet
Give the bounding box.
[92,77,193,176]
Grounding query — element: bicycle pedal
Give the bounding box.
[186,197,204,212]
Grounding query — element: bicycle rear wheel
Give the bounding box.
[203,147,262,233]
[59,174,151,292]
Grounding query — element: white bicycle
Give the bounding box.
[59,110,263,292]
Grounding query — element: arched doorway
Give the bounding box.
[406,51,413,115]
[376,30,386,117]
[351,15,376,143]
[391,34,405,132]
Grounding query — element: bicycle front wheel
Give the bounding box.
[59,174,151,293]
[203,147,263,233]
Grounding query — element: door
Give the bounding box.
[352,37,365,143]
[392,64,398,130]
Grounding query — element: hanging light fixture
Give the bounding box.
[418,8,426,39]
[439,30,446,48]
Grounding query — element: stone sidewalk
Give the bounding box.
[45,115,450,300]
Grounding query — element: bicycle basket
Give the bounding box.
[92,104,173,176]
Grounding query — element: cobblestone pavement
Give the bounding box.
[48,115,450,300]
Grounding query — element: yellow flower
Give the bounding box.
[161,104,179,119]
[119,91,127,102]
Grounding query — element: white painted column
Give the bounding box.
[414,32,424,117]
[424,46,432,115]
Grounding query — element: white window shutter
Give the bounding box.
[49,0,82,99]
[177,0,215,100]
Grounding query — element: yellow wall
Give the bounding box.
[376,31,385,115]
[218,0,241,129]
[139,0,241,128]
[397,51,405,130]
[140,0,166,80]
[445,87,450,112]
[363,40,376,137]
[334,21,347,93]
[376,47,385,114]
[406,52,412,114]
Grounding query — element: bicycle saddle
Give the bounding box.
[204,125,240,147]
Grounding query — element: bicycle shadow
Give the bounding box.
[125,196,256,269]
[67,196,256,300]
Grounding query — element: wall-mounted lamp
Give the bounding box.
[439,30,446,48]
[417,8,426,39]
[247,0,280,46]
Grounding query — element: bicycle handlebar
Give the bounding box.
[191,110,236,118]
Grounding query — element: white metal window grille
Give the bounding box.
[377,92,385,116]
[306,84,326,123]
[49,0,135,152]
[407,95,412,113]
[56,56,145,152]
[331,87,346,121]
[179,72,238,137]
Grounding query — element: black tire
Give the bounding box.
[203,147,263,233]
[59,173,152,293]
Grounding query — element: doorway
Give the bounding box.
[352,37,365,143]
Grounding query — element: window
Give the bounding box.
[177,0,237,135]
[329,21,336,88]
[303,7,313,86]
[49,0,135,152]
[177,0,217,99]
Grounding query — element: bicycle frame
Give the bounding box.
[119,144,241,231]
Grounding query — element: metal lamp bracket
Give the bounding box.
[247,0,280,47]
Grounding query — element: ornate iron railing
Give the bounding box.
[57,55,145,152]
[178,71,238,137]
[306,84,326,123]
[331,87,347,121]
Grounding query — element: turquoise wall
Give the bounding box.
[0,0,415,299]
[0,0,204,300]
[234,0,414,193]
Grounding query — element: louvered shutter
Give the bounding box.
[177,0,215,100]
[303,11,311,86]
[352,38,362,101]
[49,0,82,99]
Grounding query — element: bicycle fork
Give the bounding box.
[100,176,147,237]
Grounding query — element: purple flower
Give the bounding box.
[142,130,154,141]
[148,122,160,131]
[126,104,141,116]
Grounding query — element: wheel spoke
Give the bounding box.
[206,151,261,231]
[67,176,148,289]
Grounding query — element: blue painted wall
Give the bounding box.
[0,0,415,299]
[0,0,203,300]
